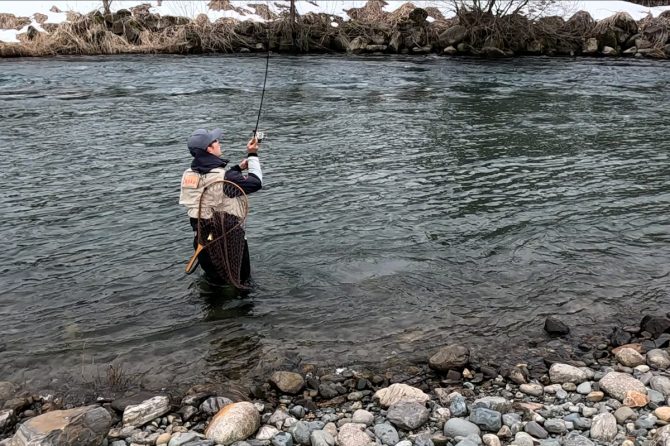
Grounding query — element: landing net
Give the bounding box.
[196,180,249,289]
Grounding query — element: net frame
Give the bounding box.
[196,179,250,289]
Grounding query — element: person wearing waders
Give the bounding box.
[179,128,262,284]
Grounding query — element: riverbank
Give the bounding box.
[2,315,670,446]
[1,2,670,58]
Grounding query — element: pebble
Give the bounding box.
[9,320,670,446]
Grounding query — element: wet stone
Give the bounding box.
[373,423,399,446]
[169,432,199,446]
[651,375,670,397]
[444,418,481,438]
[576,382,592,394]
[453,437,479,446]
[468,407,501,432]
[386,401,430,430]
[200,396,233,415]
[289,406,305,419]
[288,421,311,444]
[310,430,334,446]
[513,432,534,446]
[524,421,548,439]
[635,414,657,429]
[413,432,434,446]
[544,418,567,434]
[449,395,468,417]
[563,431,595,446]
[271,432,292,446]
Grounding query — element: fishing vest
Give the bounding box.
[179,168,246,219]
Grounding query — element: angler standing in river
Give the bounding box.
[179,128,262,286]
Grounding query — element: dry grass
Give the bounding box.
[593,11,638,36]
[345,0,388,23]
[563,10,595,37]
[0,13,30,29]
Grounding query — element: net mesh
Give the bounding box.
[196,180,249,288]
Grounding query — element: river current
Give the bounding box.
[1,55,669,393]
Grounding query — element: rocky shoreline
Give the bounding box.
[1,2,670,59]
[3,315,670,445]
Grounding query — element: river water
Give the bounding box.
[1,55,669,394]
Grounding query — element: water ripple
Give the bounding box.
[0,55,669,391]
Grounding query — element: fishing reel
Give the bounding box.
[253,131,265,142]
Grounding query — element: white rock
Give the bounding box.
[337,423,371,446]
[590,413,617,442]
[549,364,587,384]
[123,396,171,427]
[373,383,429,408]
[255,425,279,440]
[519,384,543,397]
[351,409,374,426]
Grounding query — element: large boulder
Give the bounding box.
[205,401,260,445]
[11,405,111,446]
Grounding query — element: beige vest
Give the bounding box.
[179,168,246,219]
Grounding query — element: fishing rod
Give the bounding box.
[252,31,271,143]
